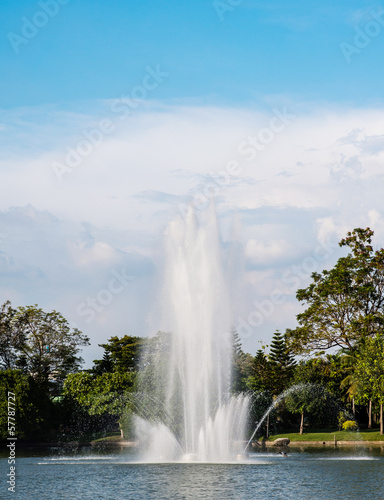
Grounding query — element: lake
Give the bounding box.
[1,445,384,499]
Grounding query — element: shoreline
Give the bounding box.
[4,438,384,449]
[263,440,384,447]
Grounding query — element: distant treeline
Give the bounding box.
[1,227,383,441]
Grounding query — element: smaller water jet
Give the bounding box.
[243,383,352,453]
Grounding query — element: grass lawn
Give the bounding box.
[90,432,122,444]
[267,428,384,442]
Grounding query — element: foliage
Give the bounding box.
[354,334,384,406]
[338,352,359,407]
[247,332,295,396]
[247,349,270,392]
[337,411,348,430]
[63,371,135,415]
[0,301,21,370]
[0,370,53,440]
[342,420,358,431]
[286,228,384,355]
[92,335,144,374]
[63,371,136,438]
[285,383,339,433]
[0,302,89,392]
[232,331,253,392]
[353,334,384,433]
[268,331,296,395]
[293,355,345,397]
[247,390,275,437]
[285,384,323,417]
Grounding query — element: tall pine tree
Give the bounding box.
[268,330,296,395]
[248,349,276,393]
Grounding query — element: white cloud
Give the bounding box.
[368,209,380,227]
[316,217,338,247]
[2,101,384,363]
[69,241,119,269]
[245,238,293,265]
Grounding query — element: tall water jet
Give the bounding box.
[136,205,250,462]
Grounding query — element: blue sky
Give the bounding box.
[1,0,384,365]
[2,0,384,107]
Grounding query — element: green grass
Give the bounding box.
[90,432,124,444]
[267,429,384,442]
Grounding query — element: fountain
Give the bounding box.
[135,205,250,462]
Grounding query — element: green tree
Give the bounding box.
[11,305,90,392]
[338,352,359,417]
[91,351,113,375]
[247,333,296,396]
[63,371,136,438]
[247,349,272,392]
[354,334,384,434]
[286,228,384,355]
[0,301,24,370]
[93,335,144,374]
[285,384,331,434]
[268,330,296,395]
[293,354,344,397]
[248,390,274,438]
[0,370,52,440]
[231,331,253,392]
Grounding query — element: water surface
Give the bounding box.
[1,446,384,499]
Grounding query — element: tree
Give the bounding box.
[1,303,90,392]
[231,331,253,392]
[0,370,52,440]
[91,351,113,375]
[268,330,296,395]
[247,349,271,392]
[63,371,136,438]
[0,301,24,370]
[286,228,384,355]
[293,354,344,397]
[338,352,359,417]
[285,384,332,434]
[247,332,296,396]
[247,389,274,439]
[92,335,144,374]
[354,334,384,434]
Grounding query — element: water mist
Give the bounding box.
[136,206,250,462]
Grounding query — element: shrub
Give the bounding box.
[342,420,358,431]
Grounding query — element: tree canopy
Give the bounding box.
[0,369,52,440]
[92,335,144,374]
[286,228,384,354]
[354,334,384,434]
[0,302,89,391]
[247,331,295,395]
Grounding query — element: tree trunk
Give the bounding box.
[300,412,304,435]
[352,397,355,418]
[380,403,383,435]
[368,400,372,429]
[266,413,270,438]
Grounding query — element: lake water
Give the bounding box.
[1,445,384,499]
